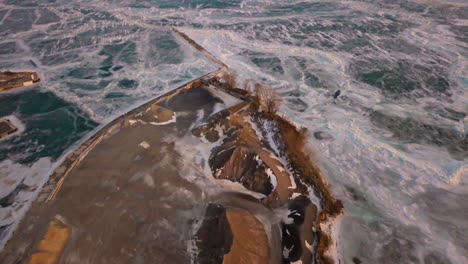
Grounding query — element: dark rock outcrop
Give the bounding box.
[209,145,274,196]
[195,204,233,264]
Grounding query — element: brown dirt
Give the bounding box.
[257,148,296,206]
[182,78,203,92]
[223,208,269,264]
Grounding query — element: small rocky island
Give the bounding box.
[0,31,342,264]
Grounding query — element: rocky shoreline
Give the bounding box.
[191,72,344,264]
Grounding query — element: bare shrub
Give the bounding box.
[254,83,263,105]
[243,79,253,94]
[220,69,237,89]
[254,83,281,114]
[264,87,281,114]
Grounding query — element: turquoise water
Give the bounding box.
[0,90,97,163]
[0,0,467,263]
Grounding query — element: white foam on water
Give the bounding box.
[0,158,54,250]
[178,7,467,263]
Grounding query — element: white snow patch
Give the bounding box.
[268,151,278,160]
[149,112,177,126]
[206,85,243,107]
[139,141,150,149]
[244,115,264,140]
[262,122,298,190]
[276,165,285,172]
[216,179,266,199]
[288,173,297,190]
[213,124,225,139]
[264,121,281,156]
[278,208,294,224]
[265,168,277,189]
[254,155,261,162]
[143,174,155,188]
[291,192,302,199]
[211,102,225,115]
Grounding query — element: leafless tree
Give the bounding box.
[254,83,281,114]
[243,79,253,94]
[221,70,237,89]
